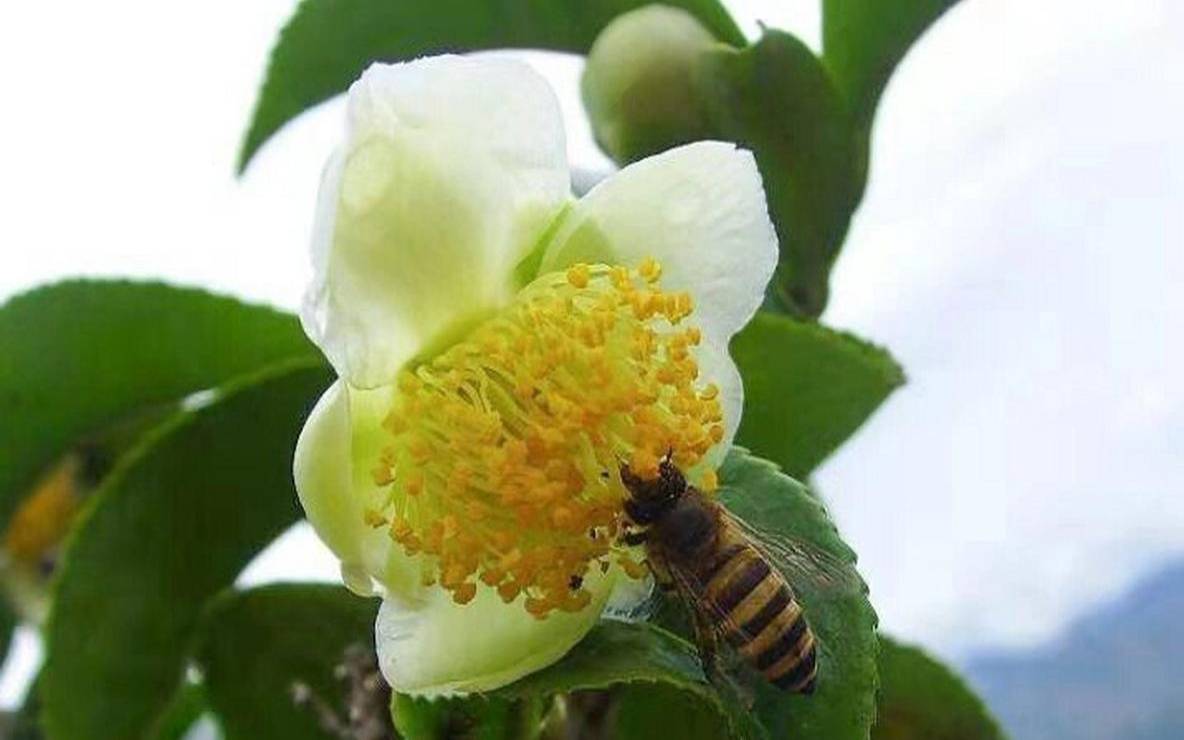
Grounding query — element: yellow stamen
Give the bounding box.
[369,261,723,617]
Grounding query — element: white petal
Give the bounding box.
[293,381,420,597]
[375,570,616,696]
[538,141,777,344]
[304,56,572,388]
[695,334,745,472]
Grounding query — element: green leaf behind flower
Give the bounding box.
[0,281,316,534]
[393,694,546,740]
[197,584,381,740]
[700,31,861,316]
[873,635,1005,740]
[0,598,14,669]
[239,0,746,172]
[822,0,961,135]
[732,312,904,479]
[41,362,332,740]
[714,449,879,739]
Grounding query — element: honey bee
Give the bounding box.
[621,458,847,695]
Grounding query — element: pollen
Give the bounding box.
[369,261,723,617]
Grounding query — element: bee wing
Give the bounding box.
[720,507,863,597]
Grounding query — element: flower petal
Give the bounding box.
[375,569,617,696]
[695,334,745,472]
[293,380,419,597]
[304,56,572,388]
[538,141,777,344]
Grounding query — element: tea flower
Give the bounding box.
[293,55,776,696]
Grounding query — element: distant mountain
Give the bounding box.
[964,558,1184,740]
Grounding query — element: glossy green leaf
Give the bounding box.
[239,0,745,172]
[0,281,316,533]
[499,620,764,739]
[823,0,960,133]
[701,31,861,316]
[873,635,1005,740]
[153,683,209,740]
[715,449,879,739]
[393,694,544,740]
[41,362,332,740]
[732,311,904,479]
[197,584,382,740]
[608,683,732,739]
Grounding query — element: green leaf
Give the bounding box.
[732,312,904,479]
[873,635,1005,740]
[822,0,960,133]
[196,584,381,740]
[239,0,746,172]
[41,361,332,740]
[715,449,879,739]
[608,683,733,739]
[153,682,208,740]
[0,280,316,533]
[499,620,763,739]
[393,694,544,740]
[0,597,15,668]
[700,31,862,316]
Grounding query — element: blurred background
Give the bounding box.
[1,0,1180,736]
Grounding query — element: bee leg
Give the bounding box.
[687,608,756,709]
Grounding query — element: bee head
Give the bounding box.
[620,457,686,525]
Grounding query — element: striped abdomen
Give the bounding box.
[698,536,818,693]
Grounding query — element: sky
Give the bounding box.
[1,0,1181,706]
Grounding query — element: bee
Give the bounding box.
[620,458,845,695]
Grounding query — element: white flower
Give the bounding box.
[293,54,776,696]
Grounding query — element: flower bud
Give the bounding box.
[582,6,720,164]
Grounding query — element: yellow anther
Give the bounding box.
[404,473,424,497]
[566,263,591,288]
[700,383,719,401]
[363,509,388,528]
[452,582,477,605]
[369,261,724,617]
[701,469,719,493]
[638,257,662,283]
[370,464,394,486]
[497,581,522,603]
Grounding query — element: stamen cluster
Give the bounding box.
[366,260,723,617]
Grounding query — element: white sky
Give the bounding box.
[1,0,1181,705]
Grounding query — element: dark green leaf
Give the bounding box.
[732,311,904,479]
[240,0,746,172]
[393,694,544,740]
[608,682,732,739]
[499,620,764,739]
[0,281,316,533]
[700,31,861,316]
[716,449,879,739]
[873,635,1005,740]
[153,682,208,740]
[822,0,960,133]
[0,596,15,668]
[41,361,332,740]
[197,584,381,740]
